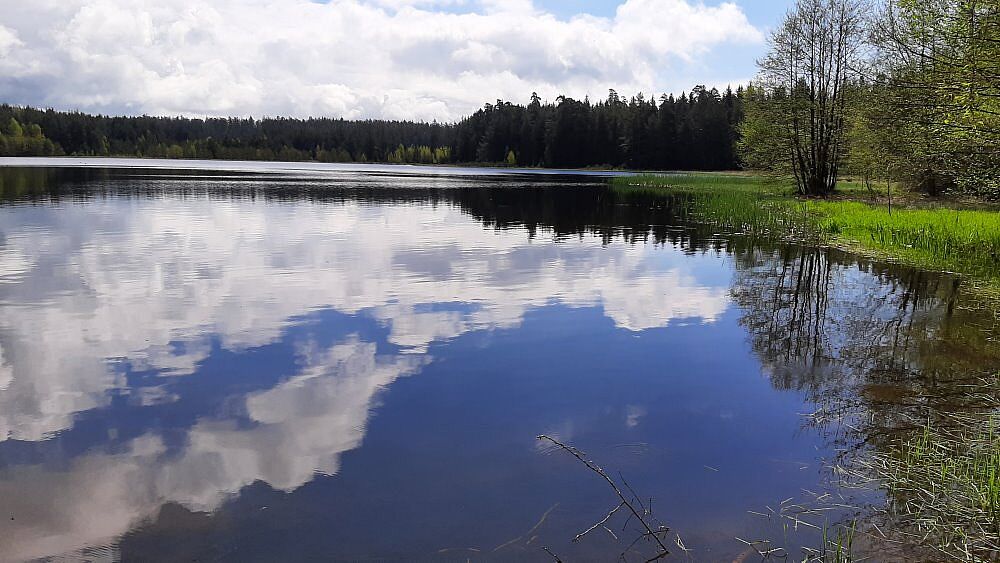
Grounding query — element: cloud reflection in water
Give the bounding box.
[0,191,731,559]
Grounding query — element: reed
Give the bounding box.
[813,201,1000,280]
[613,173,813,239]
[853,405,1000,561]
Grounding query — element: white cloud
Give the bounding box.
[159,337,426,508]
[0,0,763,120]
[0,25,23,56]
[625,404,647,427]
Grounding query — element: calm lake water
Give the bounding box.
[0,160,997,562]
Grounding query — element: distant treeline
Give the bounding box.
[0,85,742,170]
[454,88,742,170]
[0,108,452,164]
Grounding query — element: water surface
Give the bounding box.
[0,161,997,562]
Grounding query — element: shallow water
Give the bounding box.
[0,161,996,562]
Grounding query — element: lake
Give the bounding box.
[0,159,997,562]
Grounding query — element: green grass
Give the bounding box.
[857,406,1000,561]
[612,173,1000,289]
[812,201,1000,280]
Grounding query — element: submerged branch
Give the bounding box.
[537,434,671,558]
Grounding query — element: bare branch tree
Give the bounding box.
[743,0,868,196]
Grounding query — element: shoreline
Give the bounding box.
[612,173,1000,299]
[613,172,1000,561]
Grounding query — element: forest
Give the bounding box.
[0,86,742,171]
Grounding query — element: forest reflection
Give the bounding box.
[5,165,997,393]
[733,242,1000,409]
[5,165,998,388]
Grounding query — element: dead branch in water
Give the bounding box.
[537,434,671,561]
[541,546,563,562]
[575,502,625,542]
[493,502,560,553]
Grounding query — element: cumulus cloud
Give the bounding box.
[0,0,763,120]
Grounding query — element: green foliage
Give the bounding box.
[613,173,1000,286]
[842,87,901,194]
[4,117,23,137]
[386,144,450,164]
[0,117,61,157]
[873,0,1000,198]
[737,90,795,177]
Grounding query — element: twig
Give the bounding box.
[538,435,671,557]
[541,546,563,562]
[620,472,648,513]
[493,502,559,552]
[575,502,626,542]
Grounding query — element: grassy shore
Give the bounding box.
[612,173,1000,291]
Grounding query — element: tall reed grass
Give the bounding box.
[814,202,1000,279]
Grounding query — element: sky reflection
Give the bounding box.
[0,197,730,444]
[0,184,738,560]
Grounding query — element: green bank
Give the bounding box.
[613,173,1000,293]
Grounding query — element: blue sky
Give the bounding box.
[0,0,794,120]
[536,0,791,24]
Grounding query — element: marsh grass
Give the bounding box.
[819,522,856,563]
[612,173,1000,289]
[613,173,816,240]
[615,172,792,193]
[813,202,1000,280]
[853,407,1000,561]
[742,495,864,562]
